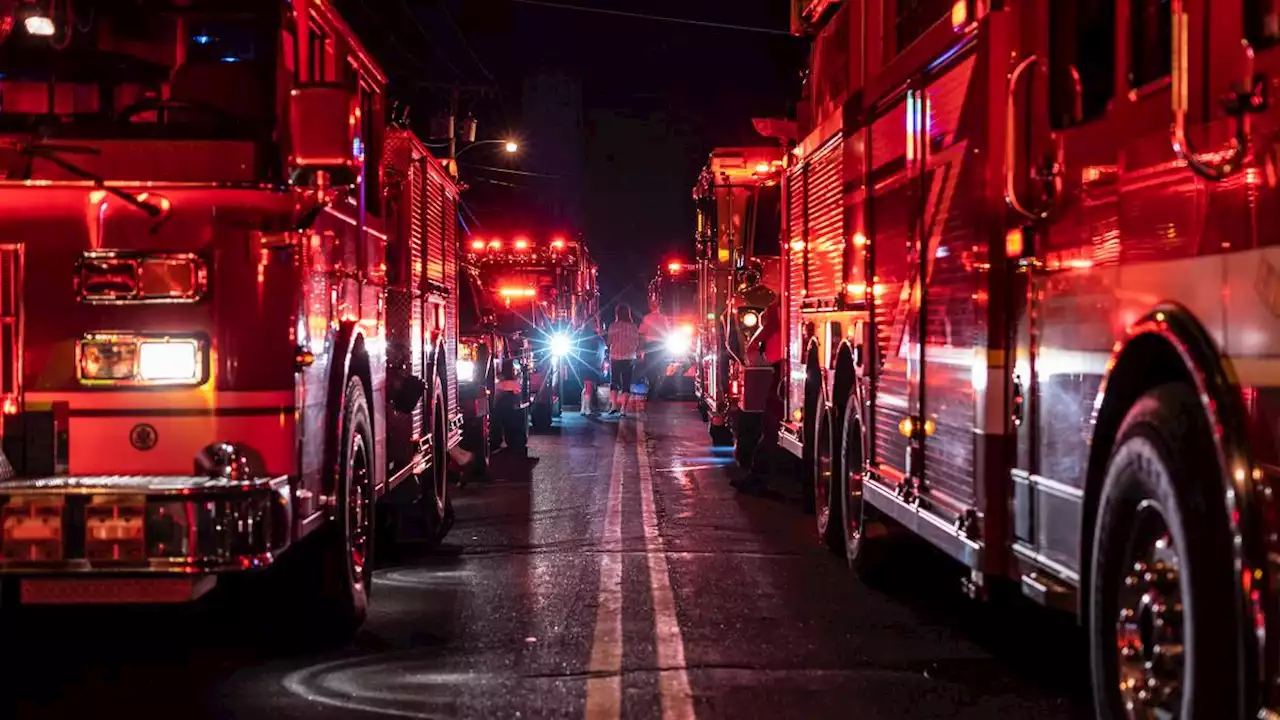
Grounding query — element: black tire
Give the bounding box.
[422,382,451,543]
[709,423,734,447]
[733,412,762,469]
[504,402,529,451]
[800,382,819,514]
[1088,383,1242,720]
[839,392,892,576]
[291,375,375,646]
[814,406,842,553]
[531,401,552,430]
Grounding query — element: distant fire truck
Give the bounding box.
[766,0,1280,716]
[465,233,598,430]
[644,260,698,398]
[692,148,783,447]
[456,261,528,469]
[0,0,463,640]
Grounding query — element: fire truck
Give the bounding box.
[692,148,784,447]
[465,233,598,431]
[766,0,1280,716]
[456,261,525,471]
[0,0,463,641]
[644,259,698,399]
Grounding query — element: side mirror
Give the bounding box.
[288,84,361,190]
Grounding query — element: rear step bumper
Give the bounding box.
[0,473,291,575]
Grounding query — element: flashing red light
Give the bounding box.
[488,238,503,250]
[514,237,530,250]
[667,261,683,273]
[499,287,537,298]
[754,162,771,174]
[551,236,566,250]
[470,239,486,251]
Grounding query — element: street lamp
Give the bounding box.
[455,139,519,159]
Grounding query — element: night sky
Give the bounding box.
[336,0,805,310]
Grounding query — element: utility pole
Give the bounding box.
[447,81,460,161]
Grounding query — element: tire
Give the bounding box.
[800,385,819,515]
[504,402,529,451]
[1088,383,1242,720]
[733,412,762,469]
[291,375,375,646]
[422,383,451,543]
[839,392,891,576]
[814,406,843,553]
[708,423,734,447]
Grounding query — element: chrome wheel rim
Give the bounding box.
[843,437,862,554]
[1115,501,1184,719]
[348,433,370,581]
[815,415,833,528]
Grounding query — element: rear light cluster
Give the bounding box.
[77,333,207,386]
[0,490,285,568]
[75,251,207,304]
[467,235,570,254]
[457,342,479,383]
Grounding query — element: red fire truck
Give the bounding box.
[465,233,599,430]
[0,0,463,641]
[644,259,698,398]
[768,0,1280,716]
[692,148,784,446]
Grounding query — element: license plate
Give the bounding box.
[20,577,196,605]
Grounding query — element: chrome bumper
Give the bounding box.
[0,473,291,574]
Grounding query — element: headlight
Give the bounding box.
[549,333,572,358]
[78,334,204,385]
[665,333,691,355]
[457,359,476,382]
[138,339,200,381]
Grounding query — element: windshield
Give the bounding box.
[0,1,279,140]
[654,276,697,318]
[749,183,783,257]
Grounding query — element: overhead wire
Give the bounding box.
[508,0,792,36]
[438,2,496,82]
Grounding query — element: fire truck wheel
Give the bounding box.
[504,404,529,450]
[709,423,734,447]
[814,406,843,554]
[839,394,892,576]
[1088,383,1241,720]
[291,375,375,645]
[422,383,450,541]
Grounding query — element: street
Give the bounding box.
[0,402,1092,720]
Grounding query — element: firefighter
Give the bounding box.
[638,295,671,398]
[729,275,784,494]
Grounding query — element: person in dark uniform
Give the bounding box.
[730,302,785,494]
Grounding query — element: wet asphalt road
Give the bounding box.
[0,401,1093,719]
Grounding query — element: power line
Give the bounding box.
[462,163,564,179]
[387,0,465,78]
[509,0,792,36]
[438,2,495,82]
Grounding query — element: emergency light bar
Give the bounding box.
[499,287,536,298]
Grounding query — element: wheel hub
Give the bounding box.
[349,436,370,579]
[1116,531,1184,719]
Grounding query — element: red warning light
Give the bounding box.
[488,238,503,251]
[667,261,683,273]
[514,236,530,250]
[470,239,486,251]
[551,236,566,250]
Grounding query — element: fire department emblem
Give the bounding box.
[129,424,158,451]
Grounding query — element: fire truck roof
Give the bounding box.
[695,147,785,196]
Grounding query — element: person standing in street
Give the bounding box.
[638,296,671,399]
[578,318,606,416]
[606,303,639,417]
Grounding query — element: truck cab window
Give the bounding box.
[1050,0,1116,127]
[1129,0,1171,90]
[750,183,783,257]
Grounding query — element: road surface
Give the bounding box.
[0,401,1091,719]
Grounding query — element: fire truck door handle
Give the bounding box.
[1011,375,1025,427]
[1005,55,1068,222]
[1170,0,1260,181]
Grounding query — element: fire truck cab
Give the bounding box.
[0,0,461,640]
[466,233,599,432]
[773,0,1280,716]
[693,147,784,447]
[644,260,698,399]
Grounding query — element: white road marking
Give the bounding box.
[584,425,626,719]
[636,417,697,720]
